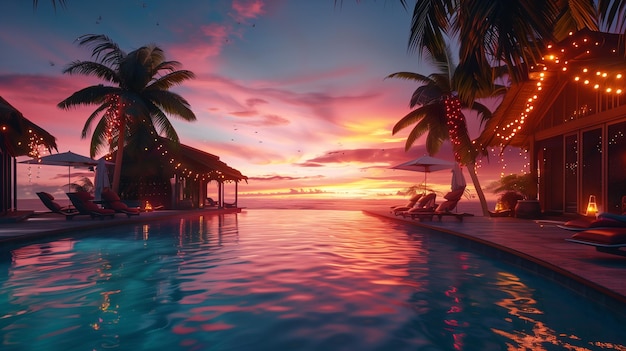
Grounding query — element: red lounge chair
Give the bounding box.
[66,192,115,219]
[100,189,141,217]
[36,191,78,220]
[405,188,474,222]
[566,228,626,257]
[399,193,437,217]
[390,193,422,215]
[557,211,626,231]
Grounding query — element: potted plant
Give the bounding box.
[490,173,541,218]
[490,190,524,217]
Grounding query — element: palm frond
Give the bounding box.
[149,108,181,142]
[154,60,183,73]
[119,48,155,91]
[81,103,109,139]
[408,0,452,57]
[410,84,443,107]
[33,0,66,10]
[427,44,455,80]
[598,0,626,32]
[144,45,166,69]
[58,85,119,109]
[147,70,195,91]
[144,90,197,122]
[62,61,119,83]
[423,118,448,154]
[76,34,126,66]
[469,101,494,127]
[392,106,431,135]
[89,113,113,157]
[386,71,431,82]
[403,116,435,150]
[466,0,557,82]
[553,0,599,38]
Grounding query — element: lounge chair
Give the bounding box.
[405,188,474,222]
[100,188,141,217]
[566,228,626,257]
[558,196,626,231]
[399,193,437,218]
[36,191,79,220]
[206,197,218,207]
[390,193,422,215]
[557,212,626,231]
[66,192,115,219]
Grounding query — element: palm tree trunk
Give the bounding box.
[111,117,125,194]
[466,162,490,217]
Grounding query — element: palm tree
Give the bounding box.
[388,46,505,216]
[337,0,623,98]
[58,34,197,193]
[396,0,626,215]
[401,1,626,100]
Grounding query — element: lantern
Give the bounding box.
[585,195,598,217]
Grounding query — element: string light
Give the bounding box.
[444,95,474,163]
[105,95,122,148]
[493,30,624,145]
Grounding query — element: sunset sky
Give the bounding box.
[1,0,528,201]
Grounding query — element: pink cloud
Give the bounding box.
[229,114,290,127]
[197,23,231,57]
[186,72,382,126]
[230,110,258,117]
[303,146,437,166]
[246,98,267,107]
[257,114,289,126]
[231,0,265,22]
[297,162,324,168]
[247,174,325,182]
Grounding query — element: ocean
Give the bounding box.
[16,196,495,215]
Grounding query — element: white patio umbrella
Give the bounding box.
[93,157,111,201]
[450,163,467,191]
[20,151,100,192]
[392,155,454,190]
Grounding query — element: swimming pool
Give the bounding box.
[1,209,625,350]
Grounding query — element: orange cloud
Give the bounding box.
[303,146,438,166]
[247,174,325,182]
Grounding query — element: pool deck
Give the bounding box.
[363,209,626,309]
[0,207,243,243]
[1,207,625,308]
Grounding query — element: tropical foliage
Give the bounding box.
[69,176,94,194]
[378,0,626,216]
[487,173,538,201]
[397,0,625,97]
[395,0,626,210]
[388,46,505,215]
[58,34,197,193]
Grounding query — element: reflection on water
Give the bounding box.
[1,210,625,351]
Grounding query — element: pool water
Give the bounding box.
[1,210,625,351]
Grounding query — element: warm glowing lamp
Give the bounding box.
[495,201,505,212]
[585,195,598,217]
[145,201,153,212]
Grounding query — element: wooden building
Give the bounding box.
[107,137,247,210]
[478,29,626,215]
[0,96,57,215]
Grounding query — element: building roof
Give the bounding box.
[107,136,247,183]
[0,96,57,157]
[174,142,247,182]
[477,29,626,148]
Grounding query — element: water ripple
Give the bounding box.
[0,210,625,351]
